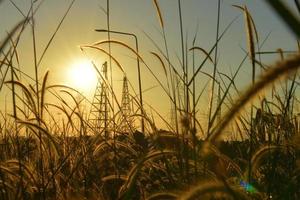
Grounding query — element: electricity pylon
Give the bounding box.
[89,61,111,137]
[119,76,133,133]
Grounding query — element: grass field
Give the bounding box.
[0,0,300,199]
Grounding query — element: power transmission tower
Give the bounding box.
[119,76,133,133]
[89,61,111,137]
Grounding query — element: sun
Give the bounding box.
[68,59,98,94]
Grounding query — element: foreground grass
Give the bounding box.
[0,0,300,199]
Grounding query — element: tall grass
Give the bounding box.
[0,0,299,199]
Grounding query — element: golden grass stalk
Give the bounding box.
[93,139,138,157]
[40,71,49,120]
[93,40,145,62]
[146,192,178,200]
[152,0,164,28]
[6,159,38,188]
[209,55,247,129]
[266,0,300,38]
[0,18,29,53]
[232,5,259,44]
[187,15,240,86]
[233,5,258,87]
[150,51,168,77]
[118,150,176,199]
[80,45,125,73]
[142,30,185,83]
[101,174,128,182]
[17,120,60,156]
[244,6,256,64]
[209,53,300,142]
[92,39,173,100]
[189,46,214,64]
[178,180,250,200]
[5,80,37,116]
[244,145,287,179]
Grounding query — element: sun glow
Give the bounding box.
[68,59,98,94]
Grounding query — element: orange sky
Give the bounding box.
[0,0,298,130]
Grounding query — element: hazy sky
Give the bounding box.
[0,0,298,128]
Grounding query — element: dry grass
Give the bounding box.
[0,0,300,200]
